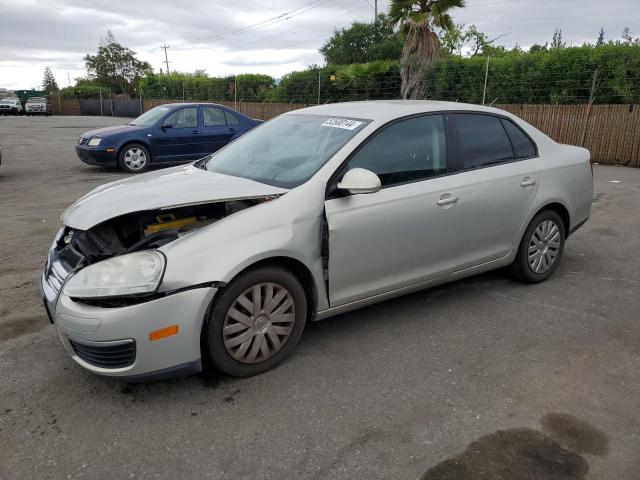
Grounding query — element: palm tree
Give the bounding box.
[389,0,465,99]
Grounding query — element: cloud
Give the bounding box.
[0,0,637,90]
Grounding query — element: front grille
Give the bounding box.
[69,339,136,368]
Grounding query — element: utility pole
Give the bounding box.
[374,0,377,19]
[66,72,71,87]
[482,56,490,105]
[580,69,598,147]
[161,44,171,74]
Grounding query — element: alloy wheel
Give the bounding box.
[528,219,561,274]
[123,147,147,171]
[222,283,295,364]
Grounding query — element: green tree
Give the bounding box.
[596,28,605,46]
[42,66,58,93]
[621,27,639,45]
[551,29,566,49]
[84,31,152,94]
[440,23,507,57]
[320,14,403,64]
[389,0,466,99]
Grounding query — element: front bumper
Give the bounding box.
[40,269,216,380]
[75,144,118,167]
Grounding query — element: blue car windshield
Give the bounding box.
[130,106,170,127]
[204,114,370,188]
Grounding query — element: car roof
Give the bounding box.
[286,100,510,122]
[160,102,226,109]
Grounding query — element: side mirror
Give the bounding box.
[337,168,381,195]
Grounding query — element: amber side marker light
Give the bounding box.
[149,325,179,341]
[106,148,115,152]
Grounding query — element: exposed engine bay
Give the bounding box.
[57,197,277,267]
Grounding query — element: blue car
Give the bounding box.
[75,103,262,173]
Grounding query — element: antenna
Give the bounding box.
[161,44,171,74]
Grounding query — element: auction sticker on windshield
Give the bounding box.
[321,118,363,130]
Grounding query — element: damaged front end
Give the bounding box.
[42,196,279,314]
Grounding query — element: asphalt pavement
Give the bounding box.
[1,115,639,479]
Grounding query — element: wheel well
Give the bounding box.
[243,257,318,321]
[199,257,318,369]
[539,202,570,235]
[118,141,151,160]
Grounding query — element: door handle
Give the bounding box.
[192,130,200,134]
[228,127,237,132]
[521,177,537,187]
[437,194,459,206]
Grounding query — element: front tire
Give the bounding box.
[118,143,150,173]
[509,209,566,283]
[204,266,307,377]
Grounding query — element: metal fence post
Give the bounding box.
[57,90,61,115]
[139,86,143,115]
[182,82,185,101]
[580,69,598,147]
[482,56,490,105]
[234,77,237,111]
[99,88,104,116]
[317,70,321,105]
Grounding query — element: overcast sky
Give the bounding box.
[0,0,637,90]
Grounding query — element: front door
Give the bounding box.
[152,106,201,162]
[324,114,462,307]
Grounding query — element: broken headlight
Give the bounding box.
[64,250,165,299]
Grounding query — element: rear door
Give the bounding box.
[325,114,462,306]
[447,113,542,269]
[201,106,236,155]
[152,106,201,162]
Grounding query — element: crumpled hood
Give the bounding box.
[81,124,147,138]
[62,164,288,230]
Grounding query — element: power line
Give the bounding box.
[171,0,333,48]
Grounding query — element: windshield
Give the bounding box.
[0,100,15,104]
[27,97,46,103]
[204,114,370,188]
[130,106,170,127]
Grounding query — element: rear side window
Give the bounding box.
[450,114,514,169]
[501,119,537,159]
[203,107,226,127]
[347,115,447,187]
[225,111,240,125]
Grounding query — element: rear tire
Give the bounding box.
[118,143,150,173]
[509,209,566,283]
[204,266,307,377]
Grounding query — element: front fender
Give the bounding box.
[158,188,329,311]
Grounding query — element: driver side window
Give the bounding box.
[163,107,198,129]
[347,114,447,187]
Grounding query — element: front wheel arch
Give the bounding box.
[199,257,318,365]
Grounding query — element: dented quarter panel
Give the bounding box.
[62,164,288,230]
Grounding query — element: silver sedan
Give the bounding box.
[41,101,593,380]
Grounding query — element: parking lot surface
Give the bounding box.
[1,115,639,479]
